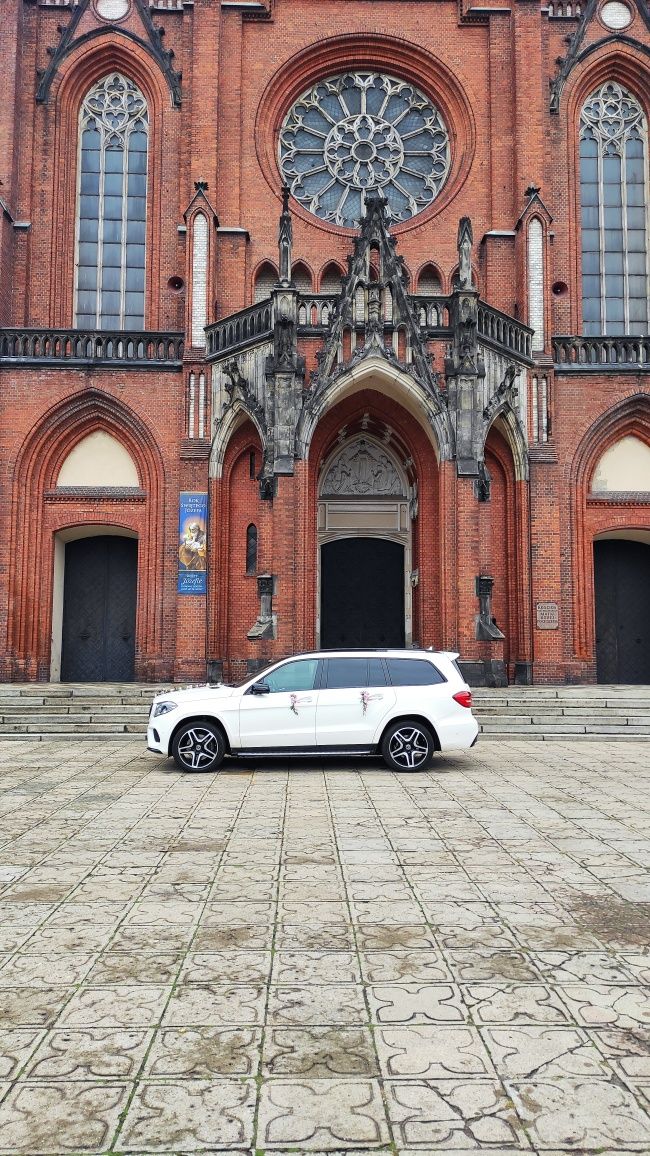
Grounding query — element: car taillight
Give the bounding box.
[453,690,472,709]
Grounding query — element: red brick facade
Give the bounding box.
[1,0,649,685]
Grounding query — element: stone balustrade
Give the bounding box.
[478,303,533,363]
[206,301,273,358]
[0,328,184,367]
[553,334,650,370]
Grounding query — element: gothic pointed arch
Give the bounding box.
[570,392,650,659]
[7,390,166,676]
[296,354,453,464]
[37,0,181,107]
[45,35,172,327]
[209,400,268,480]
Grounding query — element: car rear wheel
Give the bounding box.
[381,719,435,771]
[172,721,225,772]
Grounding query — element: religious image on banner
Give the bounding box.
[178,491,208,594]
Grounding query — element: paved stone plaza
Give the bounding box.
[0,738,649,1154]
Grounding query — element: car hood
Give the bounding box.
[153,683,236,704]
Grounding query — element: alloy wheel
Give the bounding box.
[387,726,429,770]
[177,727,220,770]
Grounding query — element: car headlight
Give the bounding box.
[152,700,178,718]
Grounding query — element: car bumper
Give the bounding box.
[147,725,166,754]
[436,713,480,751]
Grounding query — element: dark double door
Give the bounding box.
[61,536,138,682]
[594,539,650,684]
[320,537,405,648]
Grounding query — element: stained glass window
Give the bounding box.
[279,73,450,228]
[75,73,148,330]
[579,82,649,335]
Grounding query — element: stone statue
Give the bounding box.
[457,217,473,289]
[278,185,293,285]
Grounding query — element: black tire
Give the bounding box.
[381,718,435,772]
[171,720,225,772]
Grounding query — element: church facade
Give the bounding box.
[1,0,649,686]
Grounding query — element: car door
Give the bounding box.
[315,657,396,748]
[238,657,321,749]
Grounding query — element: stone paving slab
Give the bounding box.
[0,738,649,1153]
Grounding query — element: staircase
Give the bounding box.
[473,685,650,740]
[0,682,648,742]
[0,684,163,740]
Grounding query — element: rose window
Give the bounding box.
[279,72,451,228]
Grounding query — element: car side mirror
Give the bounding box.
[250,682,270,695]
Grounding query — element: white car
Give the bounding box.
[147,649,478,773]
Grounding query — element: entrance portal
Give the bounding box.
[317,432,414,647]
[61,536,138,681]
[594,538,650,683]
[321,538,405,647]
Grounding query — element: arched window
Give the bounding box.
[580,82,648,335]
[246,523,258,574]
[75,73,148,331]
[191,213,209,348]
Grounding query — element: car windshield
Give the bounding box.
[227,660,279,689]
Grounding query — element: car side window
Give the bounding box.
[385,658,445,686]
[261,659,319,693]
[324,658,369,689]
[368,658,388,686]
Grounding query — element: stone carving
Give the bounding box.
[458,217,473,289]
[37,0,182,107]
[278,186,293,285]
[475,575,505,641]
[247,573,276,640]
[321,438,405,497]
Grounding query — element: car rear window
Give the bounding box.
[385,658,446,686]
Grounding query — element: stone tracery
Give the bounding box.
[279,72,450,228]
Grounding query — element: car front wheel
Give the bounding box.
[381,719,435,772]
[172,721,225,772]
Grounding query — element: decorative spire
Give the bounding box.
[278,186,293,286]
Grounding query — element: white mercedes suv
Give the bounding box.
[147,650,478,773]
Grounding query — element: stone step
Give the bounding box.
[476,732,649,742]
[469,707,647,716]
[0,721,146,734]
[0,703,150,715]
[476,721,647,730]
[0,682,648,741]
[0,733,142,743]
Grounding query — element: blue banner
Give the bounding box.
[178,491,208,594]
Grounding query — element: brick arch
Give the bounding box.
[416,262,444,294]
[483,422,531,676]
[306,389,444,648]
[570,392,650,659]
[563,44,650,333]
[6,390,167,680]
[483,404,529,482]
[208,420,266,666]
[318,261,346,291]
[45,36,172,328]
